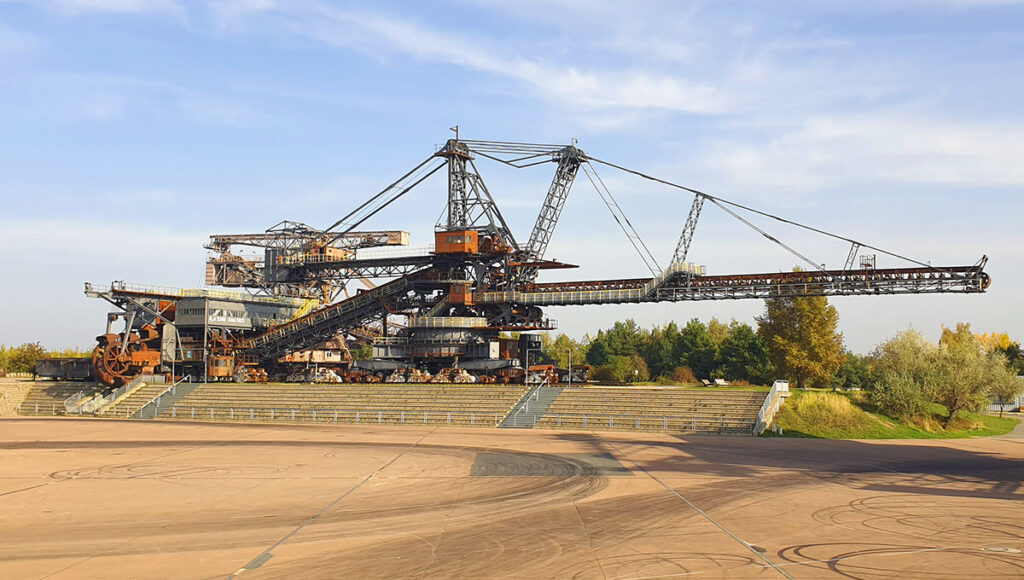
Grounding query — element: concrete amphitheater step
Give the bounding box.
[160,383,529,426]
[535,387,768,435]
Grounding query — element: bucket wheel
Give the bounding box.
[91,324,161,386]
[92,333,132,386]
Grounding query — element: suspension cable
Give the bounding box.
[587,156,949,273]
[706,198,828,274]
[581,162,661,276]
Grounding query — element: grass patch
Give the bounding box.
[766,389,1019,439]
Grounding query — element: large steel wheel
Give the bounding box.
[92,333,132,386]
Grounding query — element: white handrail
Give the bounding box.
[63,390,87,413]
[142,375,192,412]
[753,380,789,435]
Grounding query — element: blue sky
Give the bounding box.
[1,0,1022,353]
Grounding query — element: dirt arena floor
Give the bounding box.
[0,418,1022,579]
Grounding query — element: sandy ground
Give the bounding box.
[0,418,1021,579]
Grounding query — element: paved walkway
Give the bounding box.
[1,418,1022,579]
[998,413,1024,438]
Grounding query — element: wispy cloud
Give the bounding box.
[694,112,1024,195]
[34,0,183,15]
[202,1,731,115]
[0,23,42,53]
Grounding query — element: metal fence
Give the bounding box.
[154,407,505,426]
[127,405,754,433]
[538,412,753,433]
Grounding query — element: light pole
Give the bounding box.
[552,347,573,388]
[524,347,541,385]
[567,348,572,388]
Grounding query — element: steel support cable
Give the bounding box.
[581,162,662,276]
[324,155,446,243]
[588,156,952,273]
[466,158,520,250]
[706,197,829,275]
[461,139,565,152]
[470,150,556,169]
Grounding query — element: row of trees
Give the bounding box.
[540,291,1024,426]
[559,318,775,384]
[541,293,846,387]
[0,343,90,375]
[872,324,1023,423]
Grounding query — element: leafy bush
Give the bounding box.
[872,371,930,419]
[672,366,697,383]
[0,343,47,375]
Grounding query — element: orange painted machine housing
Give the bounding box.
[207,355,235,378]
[434,230,478,254]
[449,283,474,305]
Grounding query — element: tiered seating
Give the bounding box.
[18,381,104,416]
[535,387,766,434]
[162,383,529,427]
[102,381,171,418]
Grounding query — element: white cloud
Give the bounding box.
[36,0,183,15]
[203,2,730,115]
[0,24,42,53]
[694,113,1024,195]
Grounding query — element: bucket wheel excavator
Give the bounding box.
[85,131,990,386]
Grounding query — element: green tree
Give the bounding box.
[933,323,996,425]
[869,329,935,419]
[676,319,717,378]
[706,317,729,350]
[831,351,871,391]
[719,322,773,383]
[604,319,644,357]
[586,335,610,367]
[641,322,681,378]
[542,333,588,369]
[756,290,845,389]
[597,354,650,383]
[990,357,1024,417]
[587,320,645,367]
[2,342,47,375]
[994,342,1024,375]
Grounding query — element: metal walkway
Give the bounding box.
[478,263,989,307]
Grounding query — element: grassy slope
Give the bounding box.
[767,389,1019,439]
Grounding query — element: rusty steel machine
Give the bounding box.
[86,134,990,386]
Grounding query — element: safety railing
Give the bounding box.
[505,385,541,427]
[356,245,434,260]
[408,316,489,328]
[280,245,435,265]
[138,375,192,417]
[63,390,88,414]
[156,407,504,426]
[90,281,305,306]
[476,262,706,306]
[752,380,789,435]
[540,412,754,433]
[70,374,164,415]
